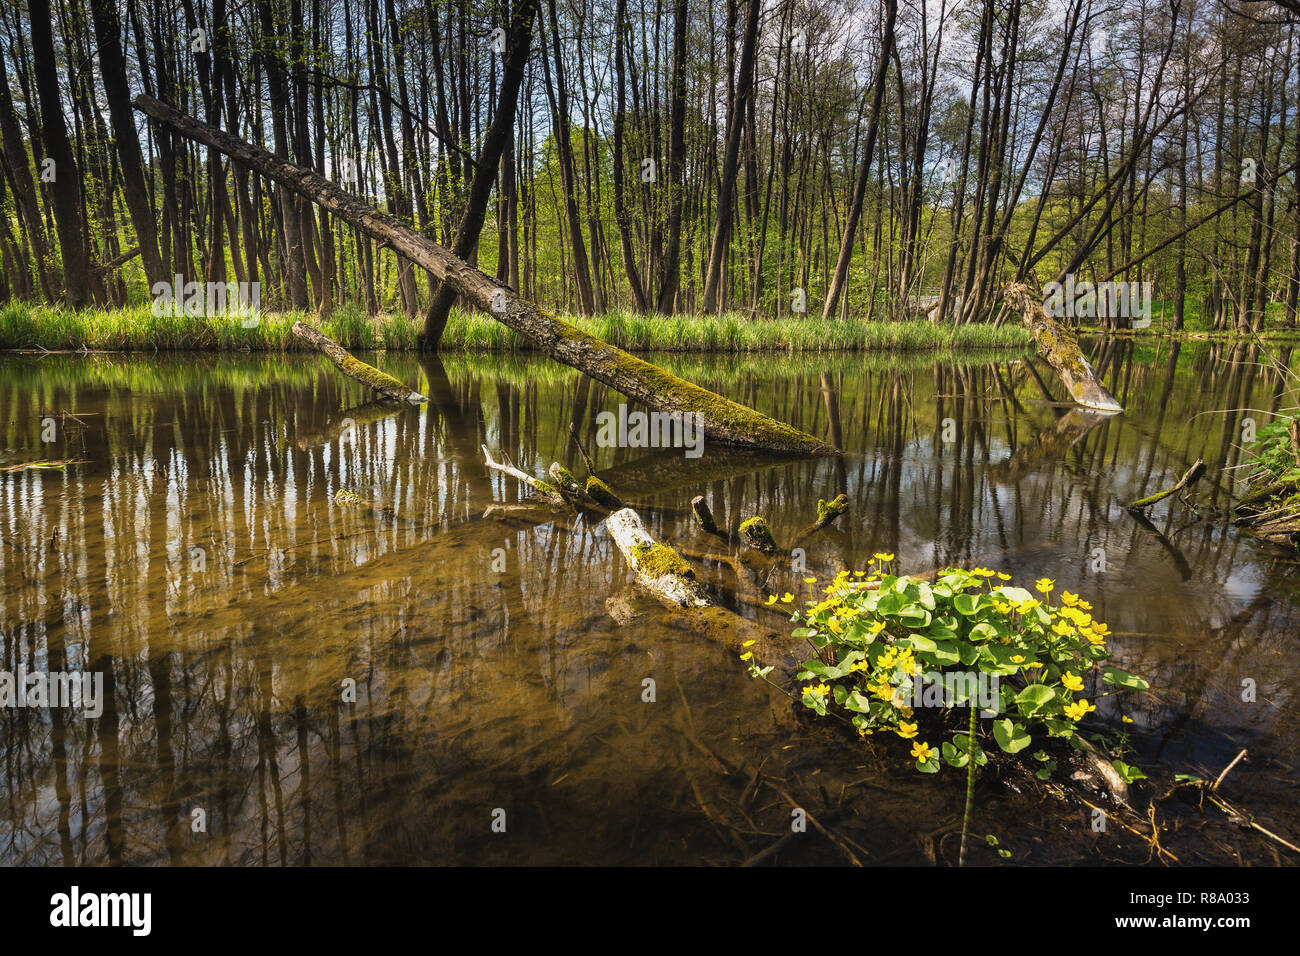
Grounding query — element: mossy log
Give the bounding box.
[606,507,711,608]
[291,321,427,404]
[787,494,850,553]
[739,516,780,554]
[585,476,624,509]
[1003,282,1124,413]
[135,94,833,456]
[481,444,565,504]
[1127,458,1205,510]
[548,462,586,503]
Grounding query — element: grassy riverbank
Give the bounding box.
[0,302,1033,353]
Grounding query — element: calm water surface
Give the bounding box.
[1,341,1297,865]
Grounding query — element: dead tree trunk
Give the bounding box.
[134,94,833,455]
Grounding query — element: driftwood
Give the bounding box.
[481,445,566,505]
[602,507,786,656]
[1003,282,1124,413]
[1127,458,1205,511]
[291,321,427,404]
[605,507,711,608]
[134,94,833,456]
[738,516,780,554]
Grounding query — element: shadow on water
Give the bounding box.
[0,340,1297,865]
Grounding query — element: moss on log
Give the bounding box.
[606,507,710,608]
[1127,458,1205,510]
[815,494,849,528]
[585,476,624,509]
[291,321,426,403]
[1003,282,1123,413]
[739,516,779,554]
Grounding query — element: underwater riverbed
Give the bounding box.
[1,342,1297,865]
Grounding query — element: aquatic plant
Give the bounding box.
[1236,409,1300,544]
[745,559,1149,863]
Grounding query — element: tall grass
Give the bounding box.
[0,301,1031,353]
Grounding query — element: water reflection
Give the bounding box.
[1,342,1297,865]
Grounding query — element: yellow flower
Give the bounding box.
[742,639,756,648]
[1060,591,1079,607]
[828,618,843,634]
[896,721,918,739]
[766,595,778,605]
[1061,671,1084,692]
[803,576,818,584]
[1121,715,1134,724]
[911,741,934,761]
[996,572,1011,581]
[868,621,887,635]
[805,683,830,699]
[1077,599,1092,611]
[1035,577,1055,595]
[1010,654,1026,664]
[1063,699,1096,721]
[781,593,794,603]
[739,651,753,661]
[1052,621,1074,638]
[873,552,895,563]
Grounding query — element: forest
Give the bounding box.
[2,0,1300,883]
[0,0,1297,342]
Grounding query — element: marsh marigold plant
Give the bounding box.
[744,558,1148,775]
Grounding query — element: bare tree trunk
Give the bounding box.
[422,0,538,348]
[820,0,896,321]
[28,0,91,306]
[700,0,760,314]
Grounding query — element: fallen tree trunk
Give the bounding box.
[1003,282,1124,413]
[1127,458,1205,511]
[133,94,833,456]
[292,322,427,404]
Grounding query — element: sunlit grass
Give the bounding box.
[0,302,1032,353]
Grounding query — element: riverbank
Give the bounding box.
[0,302,1032,353]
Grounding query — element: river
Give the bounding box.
[1,341,1297,865]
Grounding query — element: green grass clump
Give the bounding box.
[0,301,1032,353]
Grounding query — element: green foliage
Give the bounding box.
[748,560,1149,778]
[1245,411,1300,490]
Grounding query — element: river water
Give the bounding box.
[1,341,1297,865]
